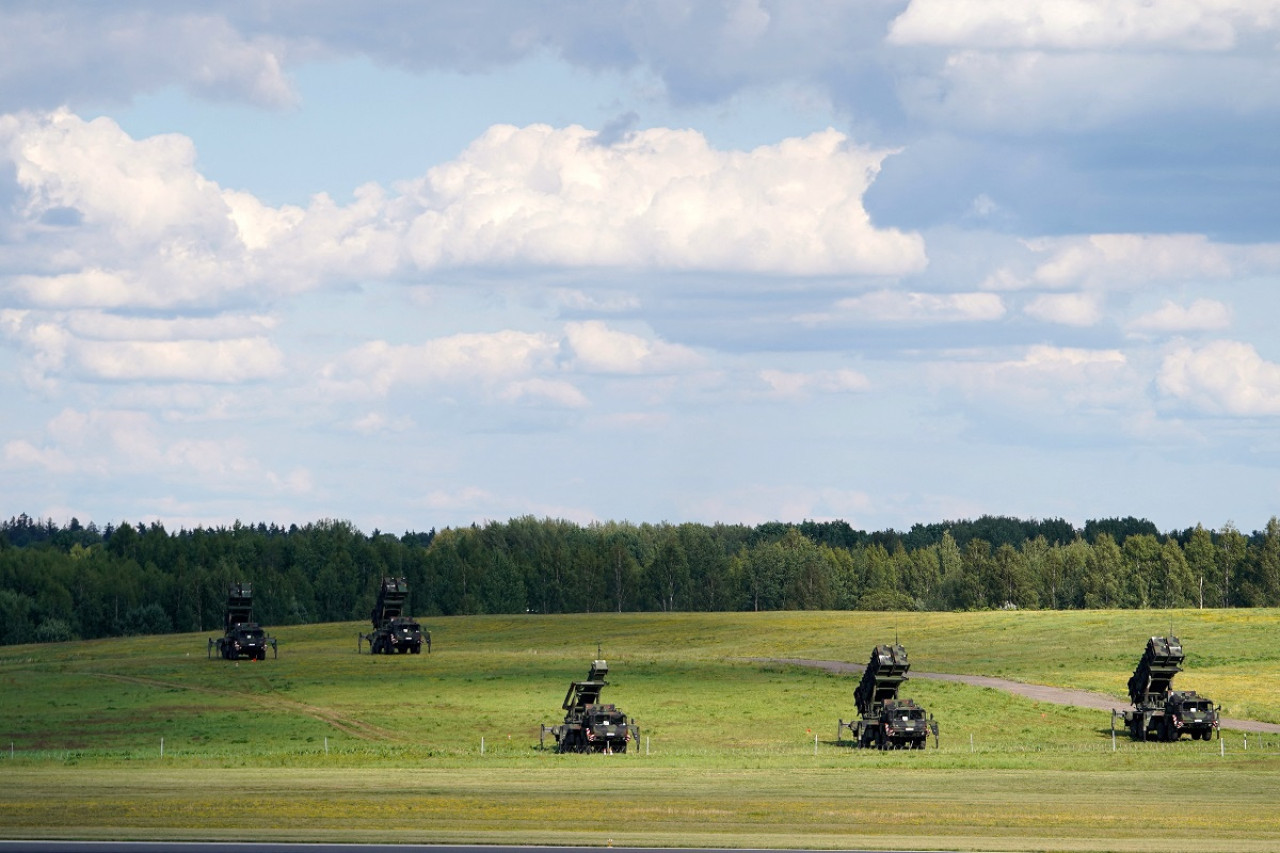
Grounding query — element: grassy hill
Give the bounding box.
[2,608,1279,851]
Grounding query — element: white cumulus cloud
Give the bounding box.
[1158,339,1280,415]
[888,0,1275,51]
[2,113,925,319]
[401,124,926,276]
[321,330,563,399]
[73,338,284,383]
[933,345,1136,411]
[5,407,306,494]
[759,368,871,398]
[1029,234,1233,290]
[1023,292,1103,327]
[798,290,1004,325]
[1127,299,1232,335]
[563,320,704,375]
[2,308,285,384]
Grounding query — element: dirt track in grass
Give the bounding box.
[89,671,410,743]
[762,657,1280,734]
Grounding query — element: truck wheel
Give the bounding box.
[411,645,421,654]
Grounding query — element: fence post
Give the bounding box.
[481,737,485,756]
[160,738,164,758]
[814,733,818,756]
[970,733,974,753]
[324,737,329,756]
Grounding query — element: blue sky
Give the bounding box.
[3,1,1280,534]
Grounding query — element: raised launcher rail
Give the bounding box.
[207,582,277,660]
[373,576,408,622]
[541,659,639,753]
[855,643,912,718]
[358,576,430,654]
[1127,635,1184,707]
[562,659,610,711]
[838,643,938,749]
[1115,635,1218,741]
[224,583,254,633]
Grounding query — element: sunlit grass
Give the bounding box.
[2,609,1279,850]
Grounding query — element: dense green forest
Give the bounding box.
[2,512,1279,646]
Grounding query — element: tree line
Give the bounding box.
[2,512,1279,646]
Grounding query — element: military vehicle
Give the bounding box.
[542,659,637,753]
[838,643,938,749]
[359,577,430,654]
[208,582,277,660]
[1119,635,1218,741]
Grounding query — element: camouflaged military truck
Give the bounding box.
[208,582,276,660]
[360,577,429,654]
[839,643,938,749]
[1121,636,1218,741]
[543,659,637,753]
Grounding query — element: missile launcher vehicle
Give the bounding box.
[1120,636,1218,741]
[360,577,429,654]
[838,643,937,749]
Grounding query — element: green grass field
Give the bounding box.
[2,609,1279,851]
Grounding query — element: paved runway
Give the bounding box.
[0,840,936,845]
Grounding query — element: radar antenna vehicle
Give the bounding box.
[359,577,429,654]
[542,659,637,753]
[208,582,277,660]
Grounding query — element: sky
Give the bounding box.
[3,1,1280,536]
